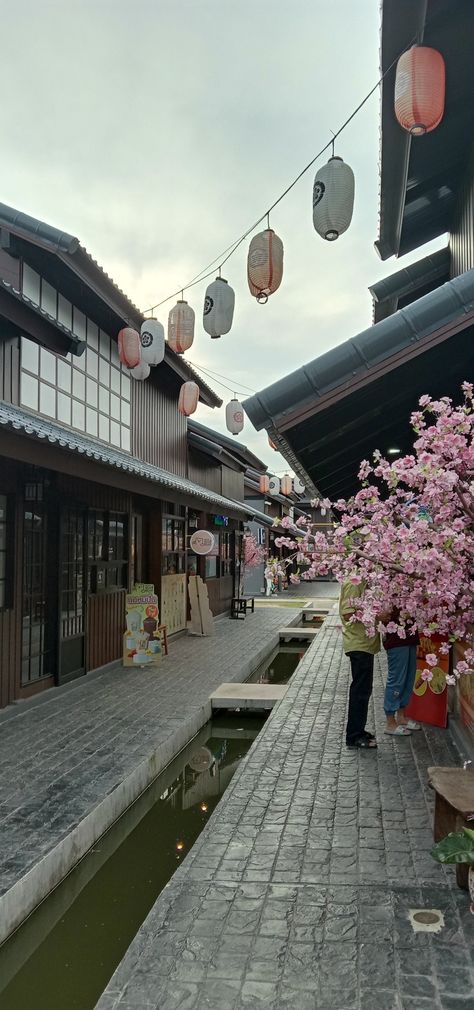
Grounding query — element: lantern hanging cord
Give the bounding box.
[187,359,256,397]
[187,359,257,394]
[142,25,422,315]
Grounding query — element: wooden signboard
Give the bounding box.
[188,576,214,637]
[161,573,187,635]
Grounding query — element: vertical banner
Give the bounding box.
[123,584,162,668]
[406,633,449,728]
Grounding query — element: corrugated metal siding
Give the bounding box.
[221,467,244,502]
[188,451,222,494]
[87,590,126,671]
[0,335,20,404]
[132,373,188,476]
[451,154,474,277]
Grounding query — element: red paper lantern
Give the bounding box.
[259,474,270,494]
[247,229,284,303]
[178,381,199,416]
[394,46,445,136]
[118,328,141,368]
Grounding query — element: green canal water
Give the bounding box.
[0,714,263,1010]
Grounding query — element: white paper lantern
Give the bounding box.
[313,156,355,241]
[168,300,195,354]
[203,277,235,339]
[118,327,141,369]
[225,397,244,436]
[293,477,305,494]
[130,361,151,381]
[178,380,199,416]
[269,476,280,495]
[281,474,292,496]
[247,229,284,303]
[140,318,165,366]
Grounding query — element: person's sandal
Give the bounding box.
[346,736,377,749]
[385,725,411,736]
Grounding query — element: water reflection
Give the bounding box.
[0,715,263,1010]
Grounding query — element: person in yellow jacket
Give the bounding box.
[339,578,380,750]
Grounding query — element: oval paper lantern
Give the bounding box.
[118,327,141,368]
[293,476,305,494]
[394,46,445,136]
[130,361,150,381]
[259,474,270,494]
[226,397,244,436]
[247,229,284,303]
[168,300,195,354]
[313,156,355,241]
[178,380,199,416]
[281,474,292,496]
[140,318,165,366]
[203,277,235,339]
[268,476,280,495]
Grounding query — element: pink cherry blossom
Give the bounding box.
[425,654,438,667]
[421,669,434,682]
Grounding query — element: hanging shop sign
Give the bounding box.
[123,584,162,668]
[190,530,216,555]
[406,633,449,728]
[213,515,229,527]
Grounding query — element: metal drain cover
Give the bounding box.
[408,908,444,933]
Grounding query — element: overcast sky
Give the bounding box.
[2,0,445,475]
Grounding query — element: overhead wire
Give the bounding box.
[142,25,421,316]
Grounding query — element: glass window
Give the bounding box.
[111,366,121,395]
[40,347,56,384]
[121,427,131,451]
[73,308,86,341]
[57,359,71,393]
[121,399,130,426]
[88,511,128,593]
[58,294,72,330]
[22,263,40,304]
[205,557,217,579]
[41,280,57,318]
[72,369,85,400]
[57,392,71,425]
[86,377,98,408]
[99,385,109,414]
[87,348,98,379]
[220,532,233,576]
[99,357,110,386]
[39,382,56,417]
[86,407,98,437]
[110,420,121,446]
[21,372,39,411]
[72,400,85,429]
[99,330,110,358]
[110,393,120,420]
[99,415,110,442]
[21,337,39,374]
[121,373,131,401]
[87,320,99,350]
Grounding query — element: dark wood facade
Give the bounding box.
[132,367,188,476]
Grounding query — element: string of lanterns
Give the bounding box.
[259,474,306,497]
[117,42,445,433]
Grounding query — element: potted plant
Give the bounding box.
[431,827,474,913]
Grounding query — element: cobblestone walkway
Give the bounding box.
[96,616,473,1010]
[0,606,294,938]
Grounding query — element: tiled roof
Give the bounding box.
[0,402,271,524]
[0,279,85,353]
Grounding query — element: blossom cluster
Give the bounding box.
[274,385,474,681]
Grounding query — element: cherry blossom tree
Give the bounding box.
[274,384,474,681]
[240,533,266,594]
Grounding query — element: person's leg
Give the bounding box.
[346,651,375,745]
[384,647,408,728]
[397,646,419,722]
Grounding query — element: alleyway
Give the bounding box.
[96,614,473,1010]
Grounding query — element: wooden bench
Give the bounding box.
[428,766,474,890]
[230,596,255,620]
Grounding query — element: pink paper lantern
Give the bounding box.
[178,381,199,416]
[280,474,292,496]
[259,474,270,494]
[247,229,284,303]
[118,327,141,368]
[394,46,445,136]
[168,300,195,354]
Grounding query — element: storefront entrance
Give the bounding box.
[59,506,86,683]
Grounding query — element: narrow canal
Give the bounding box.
[0,642,309,1010]
[0,714,264,1010]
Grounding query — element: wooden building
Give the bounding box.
[0,203,270,709]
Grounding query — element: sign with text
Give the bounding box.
[123,585,162,668]
[190,530,216,556]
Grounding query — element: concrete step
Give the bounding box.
[210,682,288,710]
[278,627,319,641]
